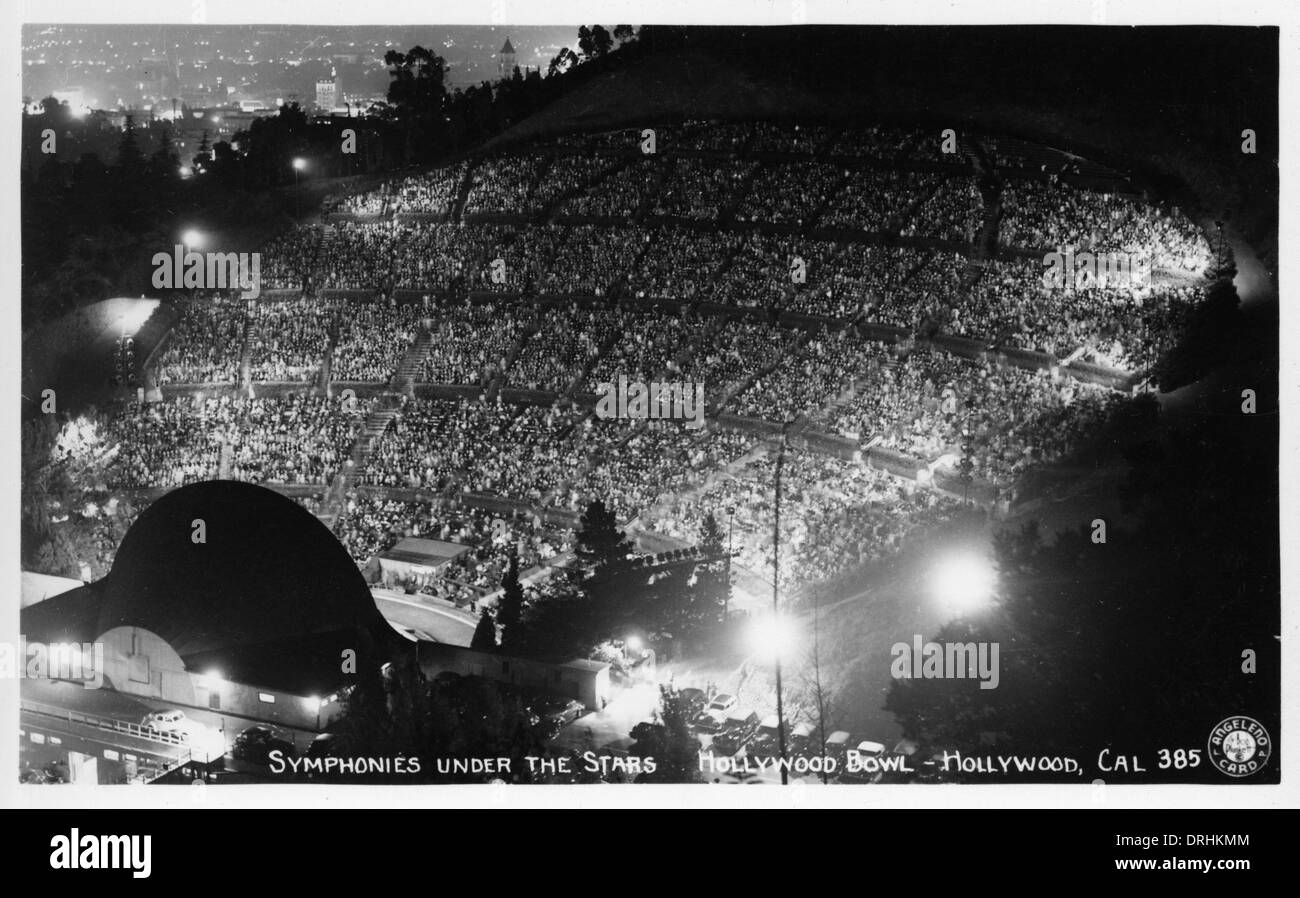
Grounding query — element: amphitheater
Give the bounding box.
[44,119,1216,611]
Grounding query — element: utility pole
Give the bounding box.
[773,426,790,785]
[812,583,830,785]
[725,504,735,622]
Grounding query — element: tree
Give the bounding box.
[383,46,450,161]
[193,129,212,173]
[885,399,1278,782]
[692,512,729,628]
[150,126,180,178]
[635,686,701,783]
[496,549,525,650]
[471,607,498,650]
[575,499,634,574]
[115,113,143,171]
[613,24,636,45]
[591,25,614,57]
[577,26,595,59]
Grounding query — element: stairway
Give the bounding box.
[391,329,436,396]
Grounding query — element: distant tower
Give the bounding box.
[498,38,517,78]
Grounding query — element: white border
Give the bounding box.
[2,0,1295,811]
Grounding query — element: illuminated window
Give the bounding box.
[258,692,275,703]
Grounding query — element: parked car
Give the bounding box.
[140,709,188,734]
[824,730,853,763]
[676,688,707,715]
[630,720,667,744]
[691,692,737,733]
[231,725,296,767]
[691,710,725,734]
[711,710,761,756]
[748,715,789,760]
[790,722,817,758]
[840,740,888,784]
[306,733,340,761]
[537,698,586,727]
[705,693,737,716]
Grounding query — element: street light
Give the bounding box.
[724,505,735,621]
[931,552,997,618]
[748,614,794,658]
[770,424,792,784]
[292,157,306,218]
[304,695,322,731]
[181,228,203,250]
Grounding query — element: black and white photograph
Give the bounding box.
[3,0,1291,821]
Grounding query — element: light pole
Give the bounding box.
[724,504,735,622]
[292,157,306,219]
[772,425,791,785]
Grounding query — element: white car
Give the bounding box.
[141,709,189,733]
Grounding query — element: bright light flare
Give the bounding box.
[625,635,643,653]
[181,229,203,248]
[292,157,306,171]
[931,553,997,616]
[749,615,794,658]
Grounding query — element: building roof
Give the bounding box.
[380,537,469,567]
[24,480,402,696]
[501,38,515,55]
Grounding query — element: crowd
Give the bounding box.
[388,163,469,215]
[652,157,756,221]
[331,300,424,382]
[508,305,615,392]
[999,180,1212,276]
[821,347,1123,484]
[625,228,740,302]
[576,422,750,521]
[899,176,983,243]
[537,225,640,296]
[585,306,694,391]
[155,298,246,385]
[420,300,526,385]
[92,394,367,489]
[710,234,837,309]
[359,398,588,504]
[309,220,404,292]
[331,493,573,602]
[679,318,795,400]
[41,121,1220,599]
[820,170,936,233]
[556,158,657,219]
[246,298,340,382]
[259,226,322,291]
[226,394,366,485]
[647,447,962,590]
[734,162,839,226]
[748,122,838,155]
[938,258,1204,369]
[729,330,894,422]
[464,156,548,216]
[530,154,621,215]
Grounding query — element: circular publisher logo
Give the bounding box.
[1207,716,1271,778]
